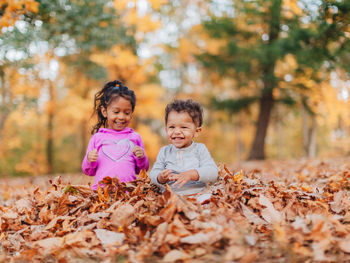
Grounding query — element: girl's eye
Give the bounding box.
[125,112,131,115]
[114,111,119,114]
[182,126,187,129]
[169,126,174,129]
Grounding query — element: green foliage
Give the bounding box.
[1,0,136,78]
[203,18,238,38]
[199,0,350,96]
[196,0,350,159]
[33,0,128,50]
[276,96,296,108]
[63,56,107,80]
[212,96,258,114]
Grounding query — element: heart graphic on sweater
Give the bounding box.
[101,139,133,162]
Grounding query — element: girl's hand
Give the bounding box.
[170,170,199,188]
[132,146,145,159]
[157,169,172,184]
[88,148,98,162]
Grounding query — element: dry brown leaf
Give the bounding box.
[180,232,221,245]
[339,237,350,253]
[259,194,282,224]
[1,159,350,262]
[94,229,125,247]
[34,237,62,250]
[163,249,191,262]
[240,203,266,225]
[15,198,33,214]
[224,245,246,261]
[110,203,135,227]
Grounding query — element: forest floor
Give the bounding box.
[1,157,350,262]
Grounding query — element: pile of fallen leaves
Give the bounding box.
[1,159,350,262]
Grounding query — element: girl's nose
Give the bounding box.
[117,113,126,119]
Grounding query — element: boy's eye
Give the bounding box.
[168,126,174,129]
[114,111,119,114]
[181,126,187,129]
[125,112,131,115]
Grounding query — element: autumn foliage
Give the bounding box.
[0,0,38,29]
[1,159,350,262]
[1,0,350,176]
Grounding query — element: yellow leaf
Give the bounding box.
[233,170,243,182]
[149,0,168,10]
[99,21,108,27]
[205,39,227,55]
[25,1,39,13]
[300,184,313,193]
[297,173,306,182]
[114,0,130,10]
[125,13,161,32]
[274,224,288,244]
[178,38,198,62]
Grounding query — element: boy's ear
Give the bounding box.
[101,106,107,118]
[194,126,202,138]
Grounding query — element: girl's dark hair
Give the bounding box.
[91,80,136,134]
[165,99,203,127]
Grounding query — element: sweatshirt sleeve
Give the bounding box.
[134,134,149,174]
[81,135,98,176]
[149,146,166,187]
[195,144,218,183]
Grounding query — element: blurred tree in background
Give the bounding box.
[0,0,162,175]
[194,0,350,159]
[0,0,349,176]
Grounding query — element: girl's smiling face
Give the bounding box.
[166,111,201,149]
[102,96,133,131]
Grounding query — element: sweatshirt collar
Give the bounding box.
[98,127,134,134]
[171,141,195,151]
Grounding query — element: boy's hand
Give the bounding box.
[169,170,199,188]
[132,146,145,159]
[157,169,172,184]
[88,148,98,162]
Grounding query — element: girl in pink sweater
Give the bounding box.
[82,80,149,190]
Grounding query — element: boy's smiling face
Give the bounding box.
[166,111,201,149]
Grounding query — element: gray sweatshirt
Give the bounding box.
[149,142,218,195]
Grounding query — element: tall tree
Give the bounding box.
[195,0,350,159]
[0,0,135,173]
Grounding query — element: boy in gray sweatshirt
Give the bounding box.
[149,99,218,195]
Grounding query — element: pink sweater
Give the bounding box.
[82,128,149,190]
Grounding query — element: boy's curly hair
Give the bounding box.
[165,99,203,127]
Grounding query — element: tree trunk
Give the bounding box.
[247,0,281,160]
[248,89,274,159]
[46,81,54,174]
[302,106,317,158]
[80,120,88,160]
[80,79,92,162]
[276,104,283,159]
[308,119,317,158]
[0,66,11,136]
[235,113,243,162]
